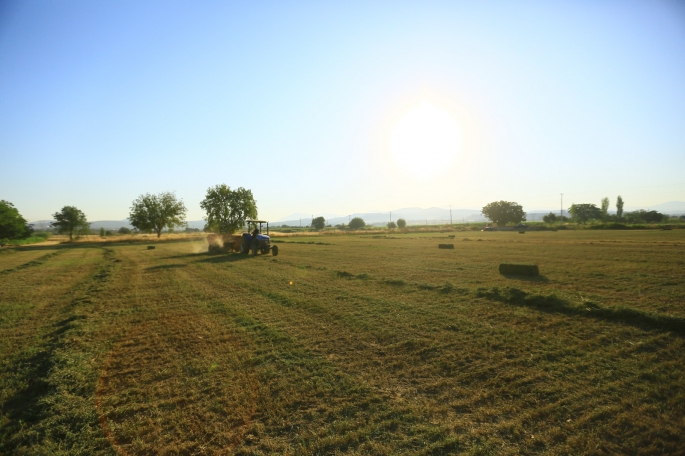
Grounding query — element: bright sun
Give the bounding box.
[386,100,462,180]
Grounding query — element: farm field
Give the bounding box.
[1,230,684,455]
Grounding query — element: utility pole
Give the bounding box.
[390,211,392,222]
[560,194,564,219]
[449,205,453,225]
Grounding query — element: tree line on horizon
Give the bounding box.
[477,196,673,227]
[0,192,679,245]
[0,185,256,243]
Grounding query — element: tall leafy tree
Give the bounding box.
[397,218,407,229]
[542,212,557,223]
[0,200,32,240]
[51,206,90,240]
[200,185,257,234]
[568,203,602,223]
[481,201,526,226]
[349,217,366,229]
[625,210,666,223]
[129,192,187,238]
[600,197,610,221]
[616,195,624,221]
[311,216,326,230]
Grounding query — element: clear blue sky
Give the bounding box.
[2,0,684,222]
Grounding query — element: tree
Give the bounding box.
[118,227,132,234]
[624,210,667,223]
[481,201,526,226]
[100,227,106,237]
[616,195,624,221]
[311,216,326,230]
[349,217,366,229]
[0,200,32,240]
[387,221,397,229]
[601,197,610,221]
[568,203,602,223]
[542,212,557,223]
[397,218,407,229]
[129,192,187,238]
[200,185,257,234]
[51,206,90,240]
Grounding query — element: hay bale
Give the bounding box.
[147,245,155,250]
[519,231,526,234]
[438,244,454,249]
[499,263,539,276]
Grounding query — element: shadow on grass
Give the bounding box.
[500,274,549,283]
[476,286,685,337]
[146,264,188,271]
[0,314,88,452]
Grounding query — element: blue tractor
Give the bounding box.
[240,220,278,256]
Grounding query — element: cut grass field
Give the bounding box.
[1,230,684,455]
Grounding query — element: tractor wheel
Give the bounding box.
[240,239,250,254]
[272,245,279,256]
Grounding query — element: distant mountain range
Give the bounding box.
[29,201,685,230]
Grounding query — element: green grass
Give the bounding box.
[0,230,684,454]
[2,234,51,246]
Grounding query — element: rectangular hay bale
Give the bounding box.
[147,245,155,250]
[499,263,539,276]
[438,244,455,249]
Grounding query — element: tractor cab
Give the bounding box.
[241,220,278,256]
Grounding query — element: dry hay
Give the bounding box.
[96,314,258,454]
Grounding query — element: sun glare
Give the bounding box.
[386,100,462,180]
